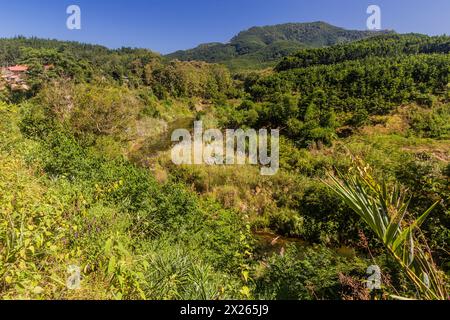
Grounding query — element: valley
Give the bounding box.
[0,26,449,300]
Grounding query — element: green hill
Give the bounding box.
[166,22,393,70]
[1,31,448,301]
[276,33,450,71]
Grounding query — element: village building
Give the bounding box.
[1,65,30,91]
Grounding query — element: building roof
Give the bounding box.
[8,65,29,72]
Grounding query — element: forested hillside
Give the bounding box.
[167,22,391,71]
[276,33,450,70]
[0,32,449,300]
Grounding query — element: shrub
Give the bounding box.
[268,208,304,237]
[254,245,367,300]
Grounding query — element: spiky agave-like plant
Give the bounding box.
[325,159,448,300]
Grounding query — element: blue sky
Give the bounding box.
[0,0,449,54]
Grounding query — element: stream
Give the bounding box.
[140,117,195,156]
[134,116,356,259]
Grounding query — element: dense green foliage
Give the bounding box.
[210,35,450,262]
[1,101,253,299]
[327,160,447,299]
[167,22,390,71]
[276,34,450,71]
[0,37,233,100]
[1,30,449,300]
[222,35,450,148]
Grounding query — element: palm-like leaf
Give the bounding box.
[324,159,447,300]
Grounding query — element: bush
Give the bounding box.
[408,104,450,138]
[37,82,143,138]
[254,245,367,300]
[415,94,437,108]
[268,208,304,237]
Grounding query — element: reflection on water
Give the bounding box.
[253,231,356,259]
[140,117,195,158]
[253,231,308,258]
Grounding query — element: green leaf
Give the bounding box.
[108,256,116,274]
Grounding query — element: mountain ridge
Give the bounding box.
[166,21,394,70]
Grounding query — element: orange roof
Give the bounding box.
[8,65,28,72]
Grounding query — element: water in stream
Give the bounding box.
[142,117,195,155]
[133,116,356,260]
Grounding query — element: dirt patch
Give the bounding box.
[402,143,450,162]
